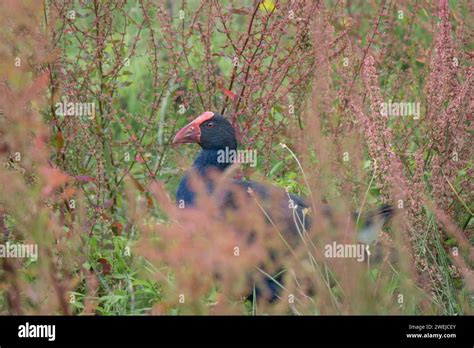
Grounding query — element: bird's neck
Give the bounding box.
[176,147,237,207]
[192,148,235,175]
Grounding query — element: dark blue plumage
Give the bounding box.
[176,149,231,207]
[173,111,394,301]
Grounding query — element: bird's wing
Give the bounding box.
[215,179,393,244]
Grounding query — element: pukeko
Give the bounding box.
[172,111,394,300]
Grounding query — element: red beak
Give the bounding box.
[172,111,214,145]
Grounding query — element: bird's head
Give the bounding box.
[172,111,237,150]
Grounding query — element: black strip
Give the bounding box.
[0,315,471,346]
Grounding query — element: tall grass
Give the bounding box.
[0,0,471,315]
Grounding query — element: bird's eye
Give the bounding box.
[206,122,215,128]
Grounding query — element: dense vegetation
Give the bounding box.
[0,0,472,315]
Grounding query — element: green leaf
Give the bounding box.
[269,161,284,177]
